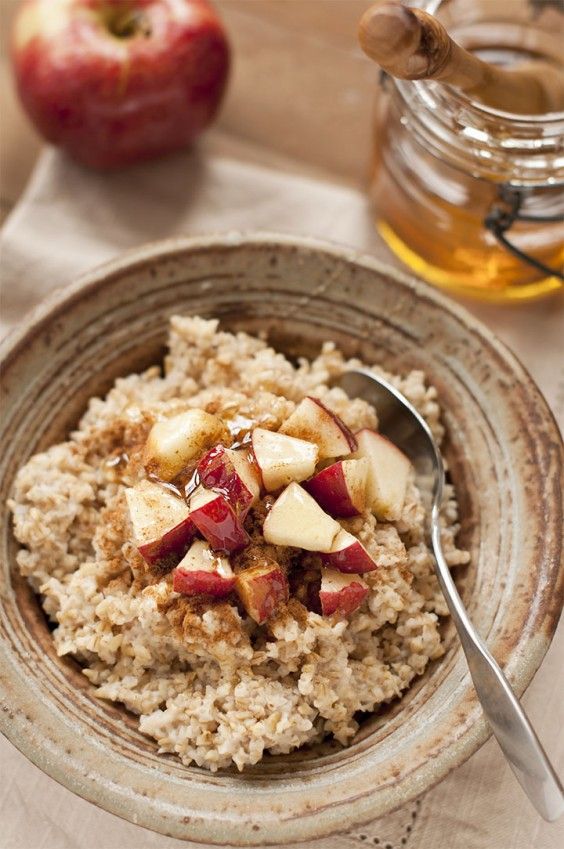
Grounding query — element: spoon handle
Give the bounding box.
[431,517,564,821]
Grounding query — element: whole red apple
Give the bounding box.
[11,0,230,169]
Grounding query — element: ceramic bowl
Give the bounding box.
[0,234,562,845]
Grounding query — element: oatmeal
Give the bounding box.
[9,316,469,771]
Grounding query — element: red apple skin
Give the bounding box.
[319,581,368,616]
[190,492,249,553]
[235,562,289,624]
[311,398,357,453]
[173,568,235,598]
[197,445,257,517]
[319,538,377,574]
[304,462,363,518]
[280,397,357,458]
[137,516,196,570]
[11,0,230,169]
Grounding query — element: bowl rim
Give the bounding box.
[1,231,562,844]
[1,230,557,369]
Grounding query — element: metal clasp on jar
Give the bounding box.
[484,184,564,281]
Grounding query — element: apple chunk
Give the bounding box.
[303,458,369,517]
[125,480,195,570]
[319,529,378,574]
[143,409,228,481]
[263,482,340,552]
[279,397,357,459]
[318,568,369,616]
[197,445,260,516]
[173,540,235,598]
[235,561,289,624]
[251,428,318,492]
[189,486,249,553]
[354,429,412,521]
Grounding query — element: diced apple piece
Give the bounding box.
[263,482,340,552]
[197,445,260,516]
[235,561,289,624]
[319,529,378,574]
[251,428,318,492]
[279,397,357,459]
[318,568,369,616]
[143,409,228,481]
[354,429,412,521]
[303,458,369,517]
[189,486,249,553]
[125,480,195,570]
[173,539,235,598]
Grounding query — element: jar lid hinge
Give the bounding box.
[484,186,564,282]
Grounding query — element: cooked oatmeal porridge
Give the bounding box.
[9,316,470,771]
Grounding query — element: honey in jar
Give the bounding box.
[370,0,564,302]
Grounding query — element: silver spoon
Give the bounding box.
[336,368,564,822]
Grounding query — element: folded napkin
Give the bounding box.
[1,142,562,849]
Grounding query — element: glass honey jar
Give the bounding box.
[370,0,564,302]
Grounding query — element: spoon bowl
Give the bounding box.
[336,367,564,823]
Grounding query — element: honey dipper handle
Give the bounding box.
[359,2,564,114]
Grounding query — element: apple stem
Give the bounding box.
[108,10,151,39]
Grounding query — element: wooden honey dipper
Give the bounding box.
[359,2,564,114]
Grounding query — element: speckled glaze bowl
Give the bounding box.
[0,234,562,846]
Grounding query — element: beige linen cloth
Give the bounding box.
[0,141,563,849]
